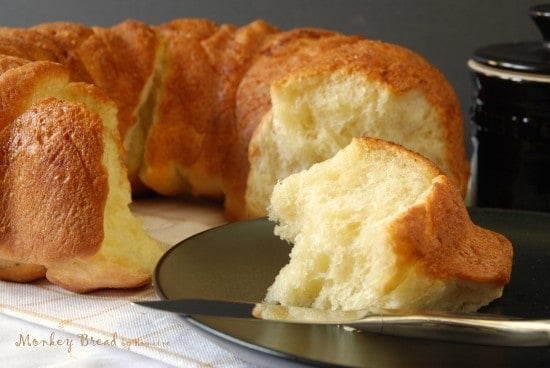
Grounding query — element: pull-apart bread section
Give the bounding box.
[264,138,513,314]
[0,61,162,292]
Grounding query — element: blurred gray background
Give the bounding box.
[0,0,543,156]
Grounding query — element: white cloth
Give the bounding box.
[0,314,175,367]
[0,199,253,367]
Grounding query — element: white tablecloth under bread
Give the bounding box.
[0,198,255,367]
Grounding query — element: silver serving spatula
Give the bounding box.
[135,299,550,347]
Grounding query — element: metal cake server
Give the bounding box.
[135,299,550,347]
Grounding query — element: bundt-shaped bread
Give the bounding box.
[0,19,469,291]
[264,137,512,313]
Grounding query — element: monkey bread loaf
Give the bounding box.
[0,19,469,292]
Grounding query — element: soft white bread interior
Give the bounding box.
[264,137,513,313]
[244,39,468,219]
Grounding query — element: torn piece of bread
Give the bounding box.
[264,137,513,313]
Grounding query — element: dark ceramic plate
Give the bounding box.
[153,208,550,368]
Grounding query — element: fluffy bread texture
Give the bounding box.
[264,138,512,313]
[0,19,469,291]
[243,36,467,219]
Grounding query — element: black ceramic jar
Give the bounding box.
[468,4,550,212]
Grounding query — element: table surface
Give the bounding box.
[0,198,255,368]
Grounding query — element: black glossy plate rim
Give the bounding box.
[152,207,550,368]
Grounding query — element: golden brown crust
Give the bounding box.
[46,263,151,294]
[0,26,63,62]
[31,22,95,82]
[0,98,108,265]
[33,21,158,143]
[31,21,160,192]
[0,260,46,282]
[87,20,159,140]
[141,19,278,198]
[0,61,70,129]
[0,55,30,74]
[203,20,279,197]
[390,174,513,285]
[139,19,220,195]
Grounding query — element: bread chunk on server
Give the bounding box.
[0,19,469,291]
[264,138,512,313]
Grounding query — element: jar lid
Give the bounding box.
[472,4,550,74]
